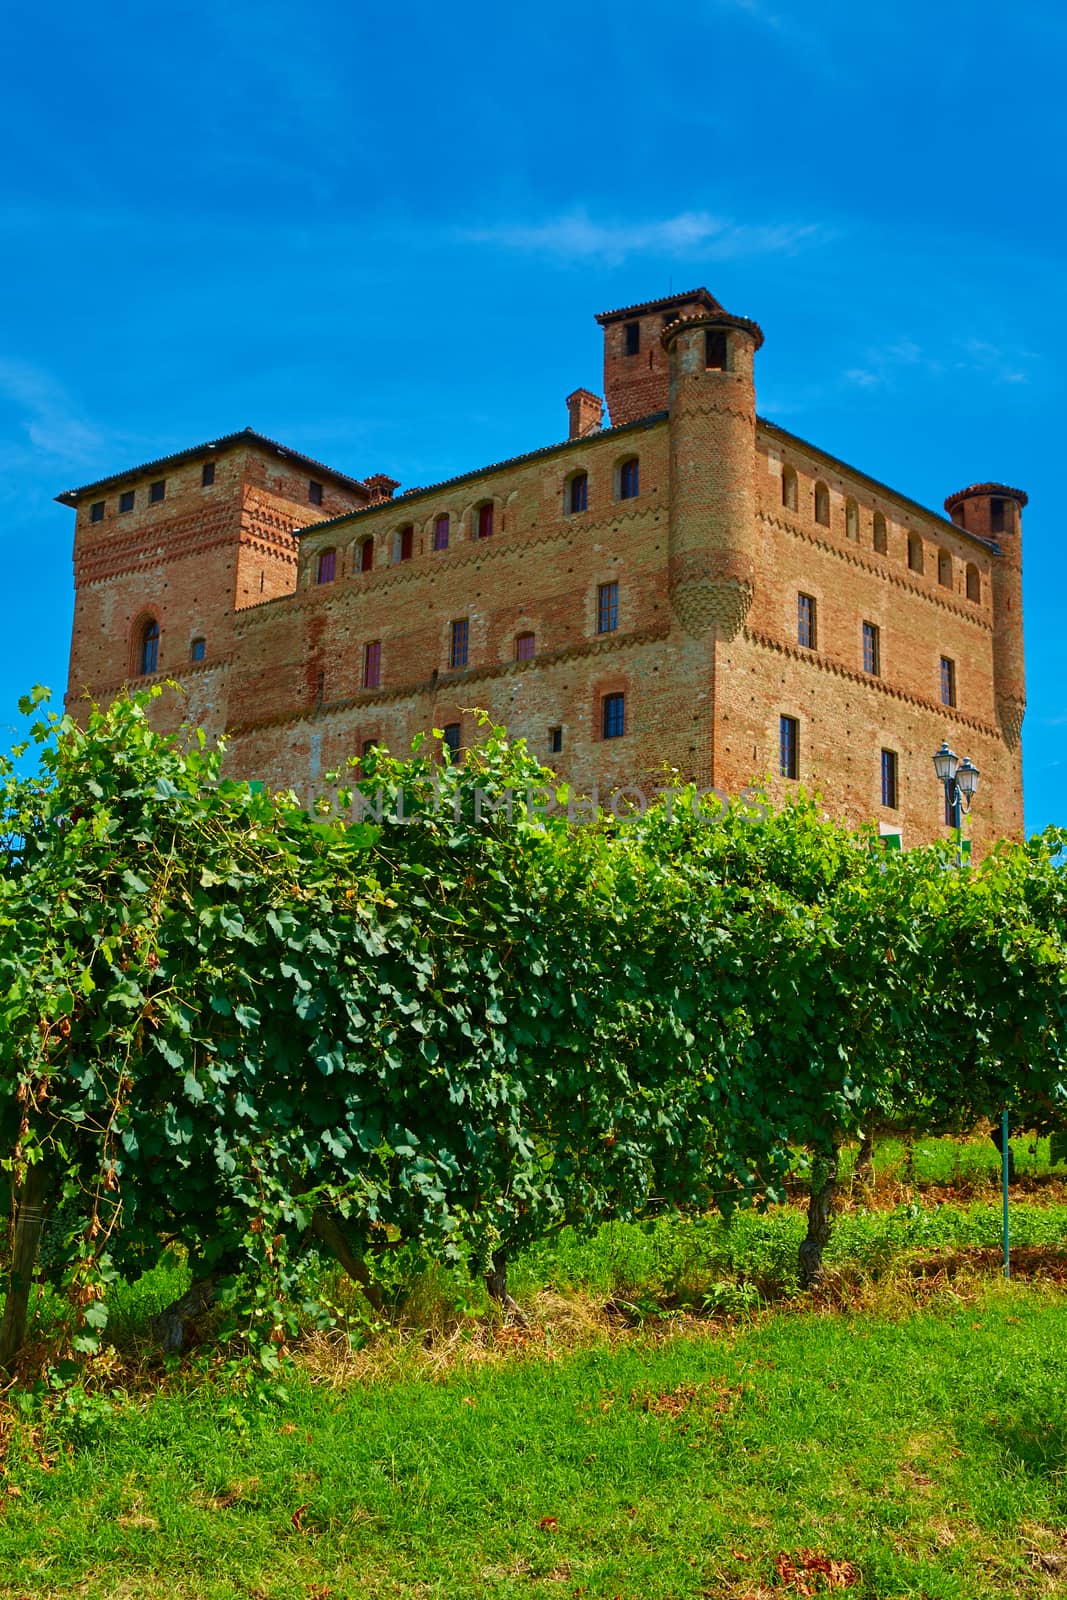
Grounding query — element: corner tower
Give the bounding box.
[662,308,763,640]
[595,289,722,426]
[944,481,1028,753]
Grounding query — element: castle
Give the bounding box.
[60,288,1026,850]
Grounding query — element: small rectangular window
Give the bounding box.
[780,715,799,780]
[362,738,378,758]
[602,692,625,739]
[797,593,817,650]
[990,497,1005,533]
[433,514,450,551]
[190,638,206,663]
[881,749,898,809]
[704,329,727,370]
[398,526,413,561]
[940,655,956,708]
[549,726,563,754]
[449,618,469,669]
[89,500,105,523]
[516,632,535,661]
[316,548,336,584]
[119,490,135,513]
[597,581,619,635]
[201,461,215,487]
[363,640,381,689]
[863,621,880,676]
[149,480,165,503]
[568,473,588,514]
[624,321,640,356]
[443,722,461,755]
[476,503,494,539]
[618,458,639,499]
[309,480,324,506]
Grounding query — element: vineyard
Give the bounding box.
[1,685,1066,1374]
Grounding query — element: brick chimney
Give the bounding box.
[566,389,604,440]
[363,473,400,502]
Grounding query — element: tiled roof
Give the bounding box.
[55,427,370,505]
[944,482,1028,512]
[594,288,721,324]
[292,411,670,537]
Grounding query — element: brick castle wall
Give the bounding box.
[60,295,1026,853]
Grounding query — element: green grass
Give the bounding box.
[4,1133,1067,1599]
[3,1286,1067,1598]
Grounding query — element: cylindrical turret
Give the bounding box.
[944,481,1028,751]
[662,311,763,639]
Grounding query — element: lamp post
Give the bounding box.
[931,742,1009,1279]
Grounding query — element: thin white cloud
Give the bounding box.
[459,210,824,267]
[844,335,1034,392]
[0,361,103,465]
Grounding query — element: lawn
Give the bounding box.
[2,1135,1066,1600]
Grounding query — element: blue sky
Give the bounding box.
[1,0,1063,830]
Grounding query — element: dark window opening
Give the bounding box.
[780,715,799,780]
[190,637,206,663]
[881,749,898,810]
[549,726,563,754]
[516,632,535,661]
[449,618,469,669]
[814,483,830,526]
[704,329,727,370]
[990,497,1005,533]
[442,723,461,755]
[568,472,588,514]
[316,548,337,584]
[781,467,798,512]
[618,458,639,500]
[139,619,160,676]
[597,580,619,634]
[873,512,888,554]
[938,550,952,588]
[359,538,374,572]
[433,514,450,550]
[624,321,640,356]
[940,655,956,708]
[908,533,923,573]
[602,693,625,739]
[397,525,413,562]
[863,621,880,676]
[119,490,135,513]
[149,480,165,504]
[476,502,494,539]
[201,461,215,487]
[362,738,378,758]
[90,500,105,523]
[797,593,817,650]
[308,480,323,506]
[363,640,381,689]
[966,564,981,603]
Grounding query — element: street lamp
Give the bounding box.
[931,741,1008,1279]
[932,742,979,835]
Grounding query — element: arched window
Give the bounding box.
[938,549,953,588]
[515,631,536,661]
[190,637,206,663]
[316,548,337,584]
[617,458,639,500]
[907,532,923,573]
[358,537,374,573]
[392,525,414,563]
[781,465,798,512]
[475,501,494,539]
[704,329,728,370]
[139,619,160,676]
[966,563,981,603]
[845,499,859,541]
[873,512,888,554]
[567,472,588,514]
[814,482,830,527]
